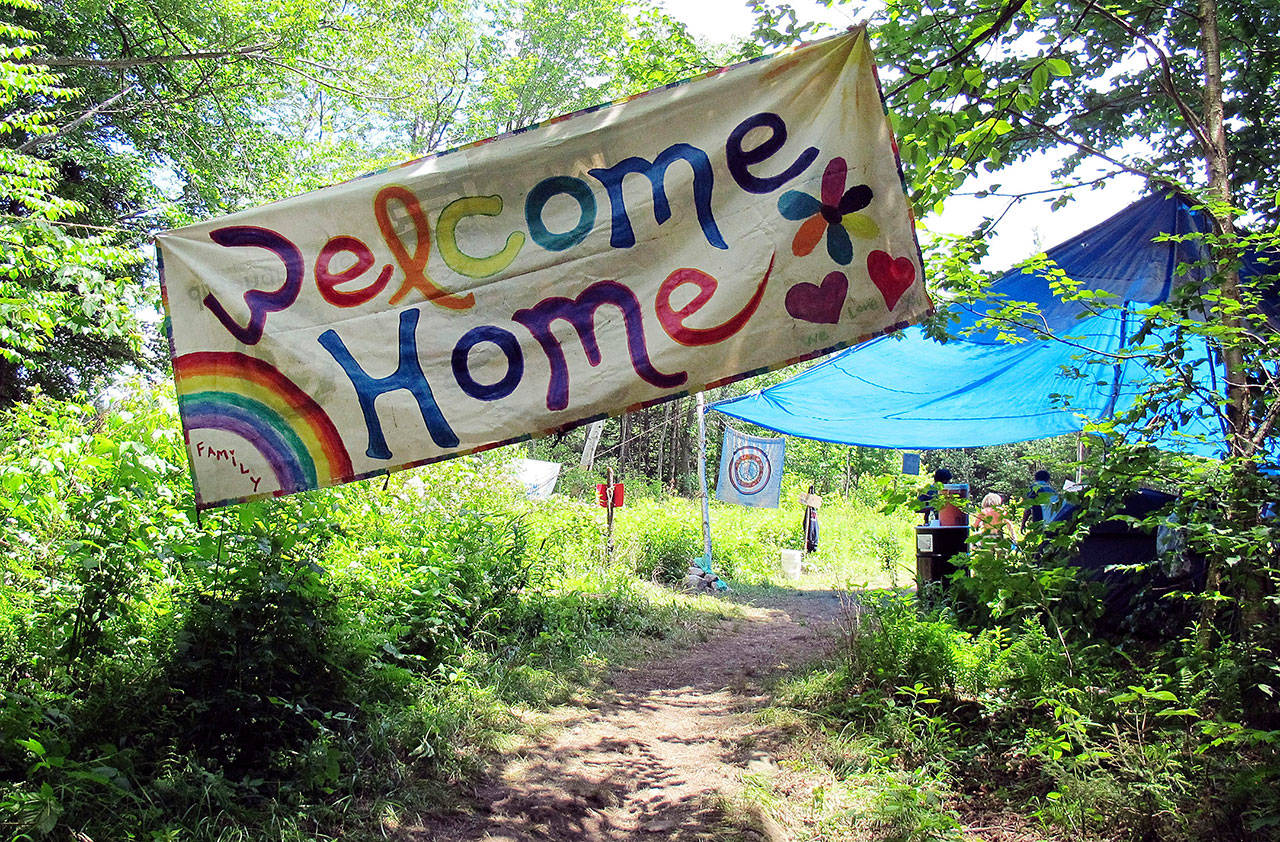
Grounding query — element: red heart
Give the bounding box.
[867,250,916,311]
[785,271,848,324]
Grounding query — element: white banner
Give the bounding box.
[512,458,561,499]
[157,28,928,509]
[716,428,786,508]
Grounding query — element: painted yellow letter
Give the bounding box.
[436,195,526,278]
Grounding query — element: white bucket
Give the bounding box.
[780,549,803,579]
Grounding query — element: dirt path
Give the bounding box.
[407,588,845,841]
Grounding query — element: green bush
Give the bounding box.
[706,502,801,583]
[606,495,914,586]
[615,499,702,582]
[768,581,1280,841]
[0,385,720,841]
[553,464,600,500]
[843,591,1069,704]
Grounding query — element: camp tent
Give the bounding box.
[712,193,1274,458]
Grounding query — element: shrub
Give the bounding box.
[615,500,702,582]
[842,592,1069,705]
[553,465,600,500]
[708,503,802,583]
[0,384,715,841]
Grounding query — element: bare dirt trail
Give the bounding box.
[407,589,845,841]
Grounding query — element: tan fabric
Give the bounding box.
[157,28,929,509]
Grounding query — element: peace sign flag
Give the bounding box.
[716,427,785,508]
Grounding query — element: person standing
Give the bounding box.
[1021,469,1059,529]
[803,483,820,553]
[976,492,1011,540]
[918,467,953,524]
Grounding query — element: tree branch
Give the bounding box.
[888,0,1028,98]
[18,88,130,153]
[26,44,276,69]
[991,103,1163,182]
[1078,0,1215,153]
[954,301,1137,361]
[955,170,1124,199]
[254,56,413,103]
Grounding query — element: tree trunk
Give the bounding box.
[681,397,696,490]
[1198,0,1247,455]
[1194,0,1274,664]
[656,403,670,487]
[619,413,630,475]
[633,408,643,477]
[670,399,680,486]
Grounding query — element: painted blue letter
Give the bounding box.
[588,143,727,250]
[513,280,686,412]
[319,308,459,459]
[451,325,524,401]
[525,176,597,252]
[726,112,818,194]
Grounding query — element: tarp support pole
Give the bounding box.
[697,392,713,564]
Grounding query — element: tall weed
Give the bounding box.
[0,385,725,841]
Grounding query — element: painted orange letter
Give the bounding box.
[374,185,474,310]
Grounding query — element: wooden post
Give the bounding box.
[605,466,616,564]
[697,392,713,564]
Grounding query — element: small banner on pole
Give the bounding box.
[716,428,785,508]
[157,27,928,509]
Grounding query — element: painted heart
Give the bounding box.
[867,250,916,311]
[785,271,848,324]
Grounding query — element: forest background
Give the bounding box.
[2,0,1279,839]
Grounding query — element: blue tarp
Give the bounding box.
[712,194,1273,457]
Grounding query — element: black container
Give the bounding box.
[915,525,969,587]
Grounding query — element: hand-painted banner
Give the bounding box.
[157,27,929,509]
[716,428,785,508]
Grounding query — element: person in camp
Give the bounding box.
[1021,469,1059,528]
[975,492,1012,542]
[918,467,952,524]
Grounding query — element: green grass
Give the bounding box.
[0,384,932,842]
[728,586,1280,842]
[0,389,750,842]
[608,495,914,589]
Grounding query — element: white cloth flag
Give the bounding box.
[157,28,929,509]
[716,428,786,508]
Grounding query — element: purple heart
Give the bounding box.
[785,271,848,324]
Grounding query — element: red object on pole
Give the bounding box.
[601,469,621,565]
[596,483,625,507]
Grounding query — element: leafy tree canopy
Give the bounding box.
[754,0,1278,223]
[0,0,712,404]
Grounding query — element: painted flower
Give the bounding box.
[778,157,879,265]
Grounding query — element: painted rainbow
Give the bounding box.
[174,351,353,502]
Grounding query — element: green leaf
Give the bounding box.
[1044,58,1071,76]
